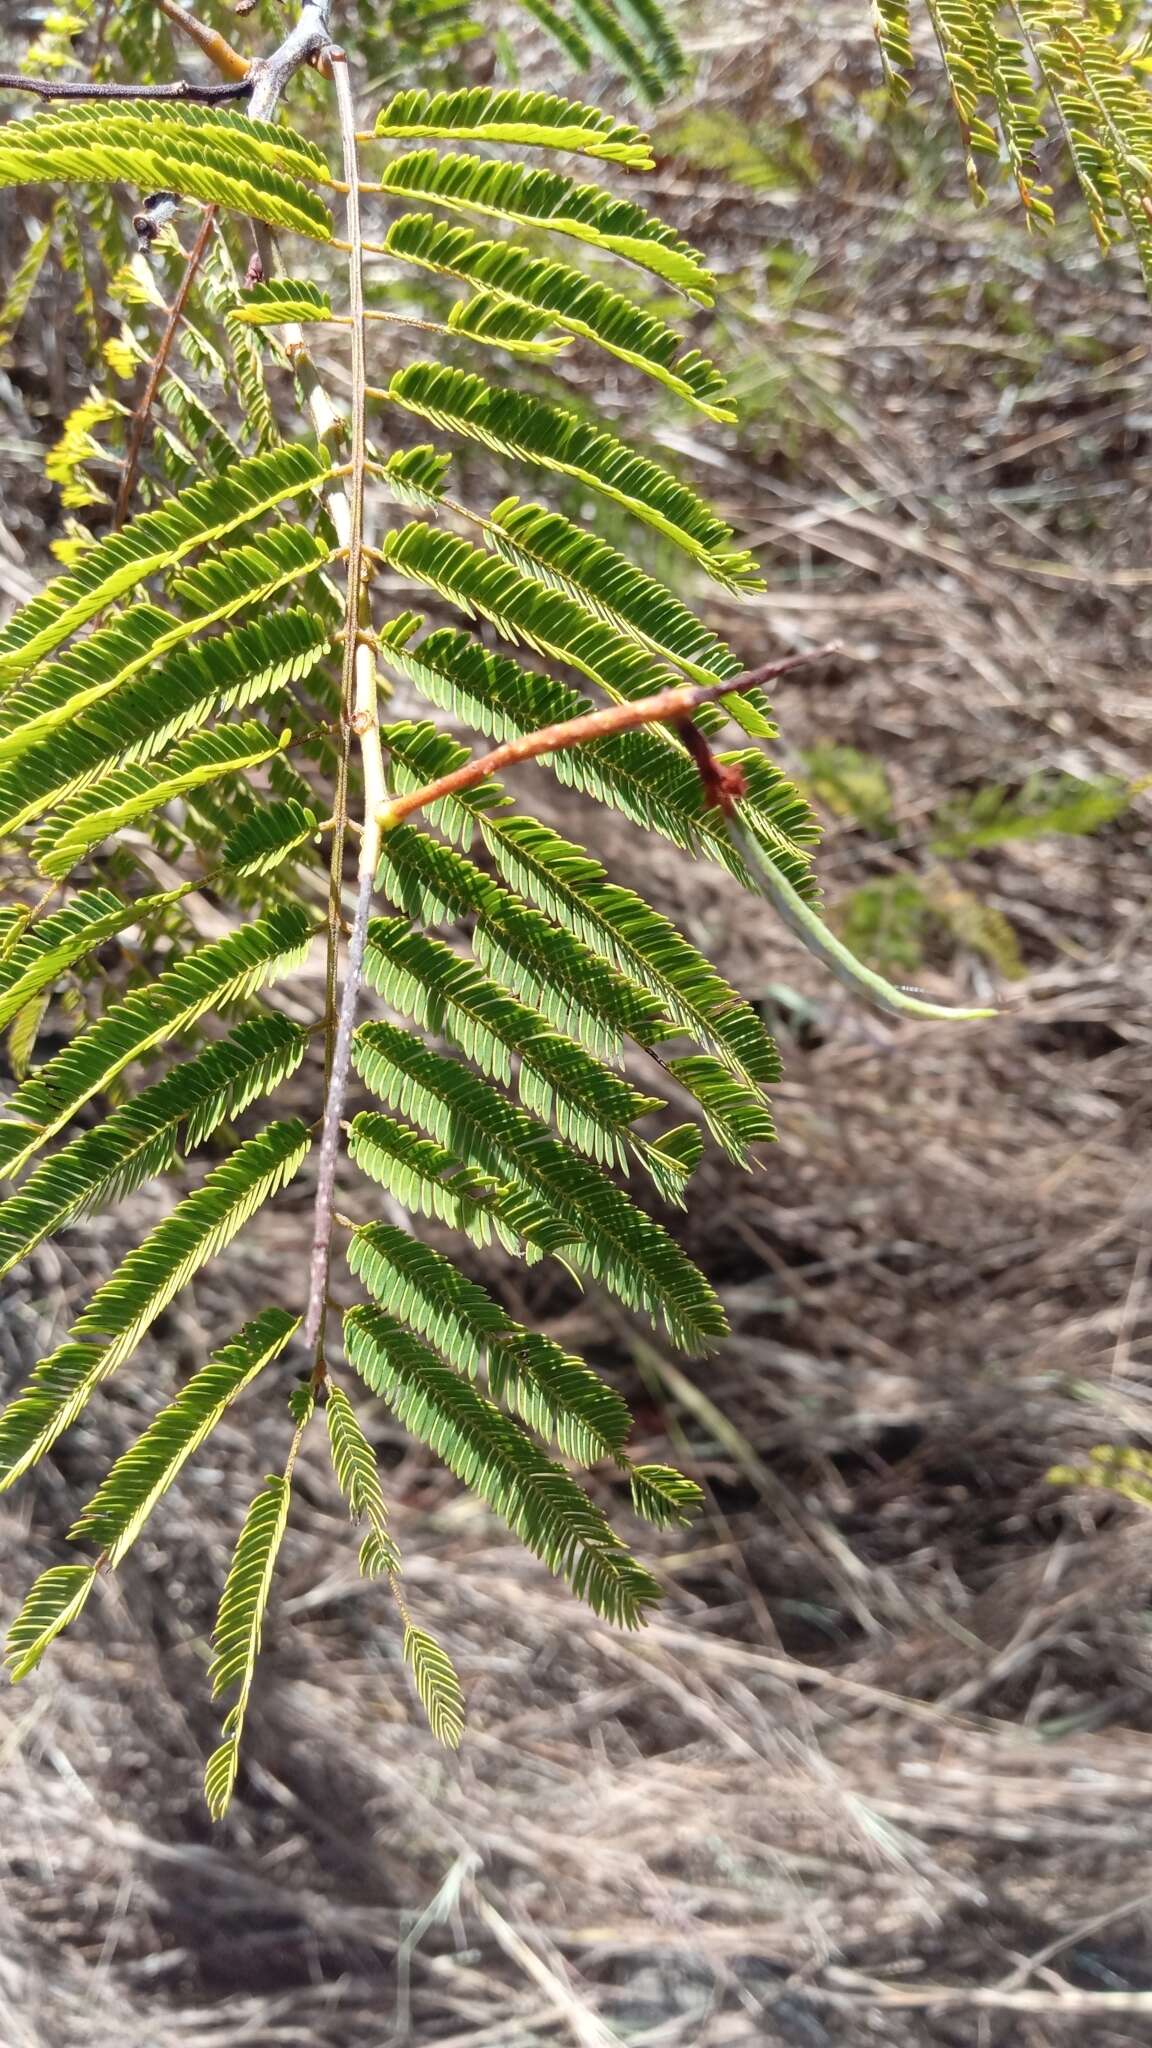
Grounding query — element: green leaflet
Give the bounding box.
[48,100,330,181]
[371,86,655,168]
[170,516,332,610]
[982,18,1046,207]
[344,1307,663,1625]
[0,1121,310,1489]
[383,363,761,588]
[205,1466,295,1819]
[370,152,713,300]
[326,1385,471,1748]
[4,1566,96,1682]
[602,0,686,86]
[384,214,733,420]
[0,212,57,352]
[362,913,661,1169]
[0,1015,309,1278]
[349,1221,632,1461]
[223,302,281,454]
[873,0,913,94]
[229,279,335,326]
[6,988,49,1082]
[444,292,573,358]
[0,887,162,1030]
[376,444,454,509]
[0,905,314,1179]
[375,821,669,1060]
[208,1470,297,1711]
[172,520,334,623]
[485,498,770,730]
[0,103,333,240]
[665,1054,776,1165]
[325,1383,401,1579]
[69,1308,300,1563]
[505,0,594,72]
[628,1463,705,1530]
[403,1626,465,1748]
[0,609,329,837]
[0,445,332,681]
[34,721,294,880]
[352,1020,727,1351]
[218,799,319,880]
[348,1108,580,1261]
[159,371,240,480]
[567,0,666,102]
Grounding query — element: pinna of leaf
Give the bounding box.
[0,0,996,1817]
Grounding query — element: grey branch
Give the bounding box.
[246,1,333,123]
[0,73,251,103]
[0,0,332,118]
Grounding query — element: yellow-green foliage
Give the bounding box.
[1050,1447,1152,1510]
[0,0,1096,1818]
[874,3,1152,285]
[0,0,789,1816]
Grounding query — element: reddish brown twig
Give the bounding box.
[114,205,217,530]
[377,648,838,831]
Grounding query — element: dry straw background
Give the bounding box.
[1,4,1151,2044]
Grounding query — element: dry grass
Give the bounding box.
[3,5,1152,2044]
